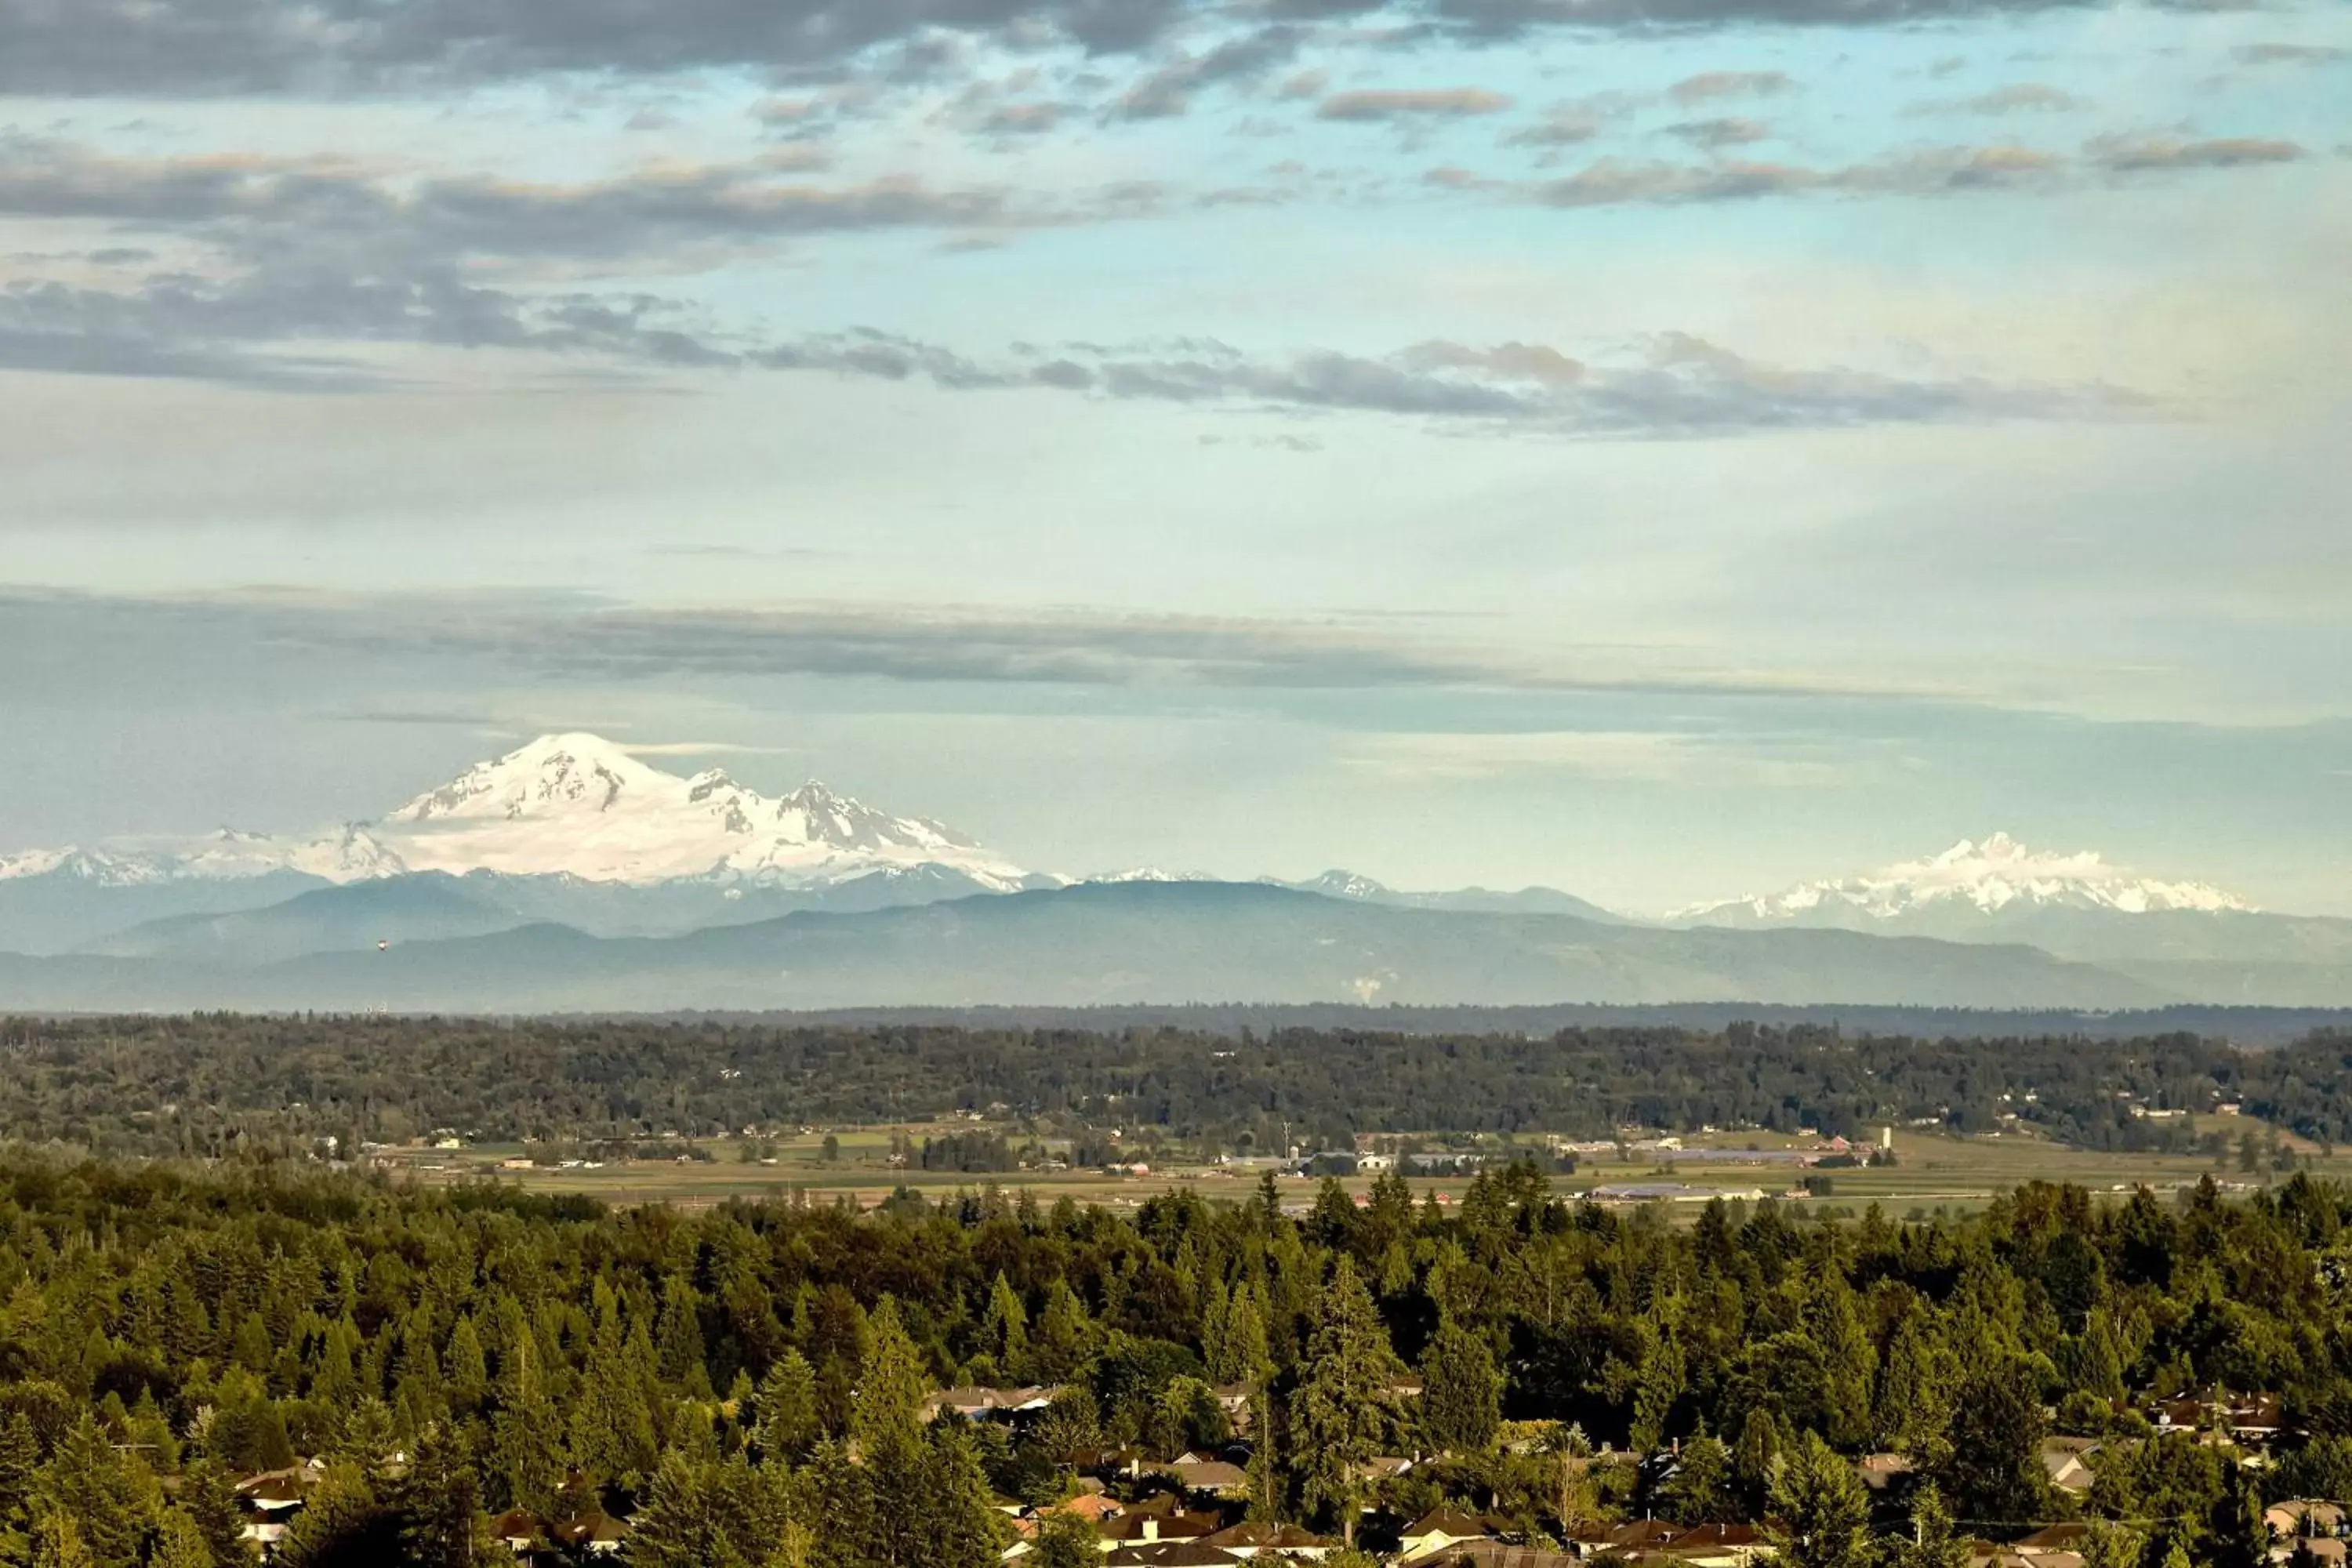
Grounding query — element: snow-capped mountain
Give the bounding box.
[0,733,1030,892]
[0,828,405,887]
[381,733,1027,887]
[1679,833,2252,925]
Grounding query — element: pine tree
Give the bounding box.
[488,1334,563,1515]
[570,1323,659,1486]
[149,1510,215,1568]
[852,1299,935,1568]
[1289,1257,1406,1544]
[2082,1519,2147,1568]
[29,1512,96,1568]
[979,1275,1028,1378]
[1661,1432,1736,1524]
[274,1461,393,1568]
[1417,1317,1502,1455]
[177,1460,248,1567]
[1877,1314,1959,1462]
[1030,1281,1094,1383]
[1032,1511,1098,1568]
[444,1316,489,1413]
[1885,1483,1969,1568]
[753,1349,820,1466]
[656,1274,710,1391]
[0,1414,38,1528]
[925,1423,1011,1568]
[1936,1363,2047,1526]
[1767,1432,1873,1568]
[31,1416,151,1568]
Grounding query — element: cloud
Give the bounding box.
[2230,43,2347,66]
[1664,116,1773,149]
[1906,82,2085,115]
[1532,144,2063,206]
[1337,728,1856,784]
[2085,134,2306,172]
[0,0,1196,95]
[0,136,1102,264]
[1502,107,1606,148]
[0,0,2270,100]
[1319,87,1515,121]
[1107,24,1303,119]
[0,587,1953,702]
[1667,70,1797,105]
[0,228,2161,440]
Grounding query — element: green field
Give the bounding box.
[373,1112,2334,1215]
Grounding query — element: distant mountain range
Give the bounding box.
[2,735,2347,1010]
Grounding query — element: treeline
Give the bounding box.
[2,1014,2352,1157]
[6,1156,2352,1566]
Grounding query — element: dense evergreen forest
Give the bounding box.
[4,1155,2352,1567]
[3,1015,2351,1158]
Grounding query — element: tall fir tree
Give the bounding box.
[1288,1257,1406,1545]
[1417,1318,1503,1456]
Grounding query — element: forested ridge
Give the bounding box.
[5,1015,2352,1156]
[2,1155,2352,1566]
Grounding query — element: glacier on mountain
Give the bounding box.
[0,732,1029,891]
[1679,831,2253,923]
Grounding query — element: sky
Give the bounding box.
[1,0,2348,915]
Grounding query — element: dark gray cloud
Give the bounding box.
[0,247,2157,438]
[0,586,1940,701]
[2085,133,2306,172]
[1319,86,1514,120]
[4,0,2207,100]
[0,0,1192,96]
[1107,24,1303,118]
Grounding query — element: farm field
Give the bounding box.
[374,1112,2340,1215]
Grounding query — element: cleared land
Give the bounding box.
[373,1112,2332,1215]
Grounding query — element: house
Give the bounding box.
[1398,1508,1507,1560]
[1662,1523,1773,1566]
[1602,1520,1689,1555]
[2267,1501,2350,1541]
[1152,1457,1250,1499]
[1195,1521,1339,1559]
[550,1512,630,1556]
[925,1385,1064,1422]
[236,1472,310,1553]
[1046,1493,1126,1524]
[2151,1391,2291,1446]
[1404,1544,1581,1568]
[491,1510,547,1554]
[2010,1523,2091,1558]
[1855,1454,1915,1494]
[1102,1546,1236,1568]
[1099,1511,1221,1548]
[2040,1438,2100,1496]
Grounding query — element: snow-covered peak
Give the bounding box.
[379,735,1026,887]
[0,734,1029,891]
[387,732,676,826]
[1286,869,1392,901]
[1681,833,2254,923]
[1085,867,1220,884]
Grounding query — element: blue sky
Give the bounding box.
[1,0,2347,913]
